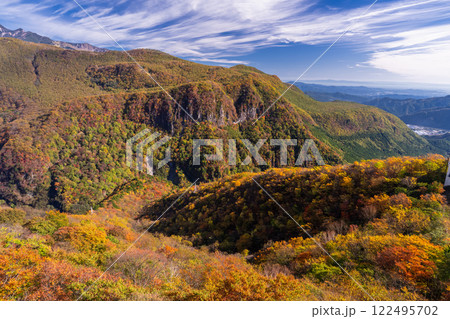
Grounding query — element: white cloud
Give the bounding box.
[191,57,248,65]
[0,0,312,56]
[368,24,450,84]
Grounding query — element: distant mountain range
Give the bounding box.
[370,95,450,117]
[294,82,446,99]
[295,82,450,131]
[0,24,107,52]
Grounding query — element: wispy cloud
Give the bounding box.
[190,57,248,65]
[368,25,450,84]
[0,0,449,83]
[0,0,314,57]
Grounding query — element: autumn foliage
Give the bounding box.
[0,155,449,301]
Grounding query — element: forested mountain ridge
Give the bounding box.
[369,96,450,131]
[1,155,448,300]
[402,108,450,131]
[0,38,439,212]
[139,155,447,251]
[368,95,450,117]
[136,155,449,300]
[298,81,450,131]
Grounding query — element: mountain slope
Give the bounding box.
[0,24,107,52]
[368,95,450,117]
[3,173,443,301]
[401,108,450,131]
[139,155,447,252]
[0,38,441,211]
[297,81,450,131]
[329,94,450,131]
[283,87,435,160]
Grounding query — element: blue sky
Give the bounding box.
[1,0,450,89]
